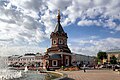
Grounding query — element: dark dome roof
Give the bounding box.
[54,22,65,33]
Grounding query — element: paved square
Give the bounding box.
[61,70,120,80]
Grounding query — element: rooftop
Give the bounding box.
[54,10,65,34]
[8,55,22,58]
[24,53,35,56]
[106,49,120,53]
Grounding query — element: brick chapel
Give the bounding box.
[43,10,72,70]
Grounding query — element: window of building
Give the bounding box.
[65,56,69,66]
[52,60,57,66]
[64,40,67,45]
[66,59,68,64]
[53,40,56,44]
[59,40,63,44]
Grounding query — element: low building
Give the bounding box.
[72,53,95,66]
[7,53,43,67]
[107,49,120,63]
[8,55,21,65]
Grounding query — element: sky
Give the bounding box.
[0,0,120,56]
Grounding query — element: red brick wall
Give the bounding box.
[49,60,61,67]
[62,55,71,66]
[49,60,52,67]
[58,60,61,67]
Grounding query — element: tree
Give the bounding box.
[110,56,117,64]
[97,51,107,60]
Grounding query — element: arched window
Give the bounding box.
[53,40,56,44]
[52,60,57,66]
[59,40,63,44]
[64,40,67,45]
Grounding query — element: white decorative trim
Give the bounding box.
[52,60,58,66]
[53,40,56,44]
[59,39,63,44]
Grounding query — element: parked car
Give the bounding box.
[115,65,120,69]
[99,64,106,68]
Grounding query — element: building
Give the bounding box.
[6,10,97,70]
[71,53,95,66]
[107,49,120,63]
[7,53,43,67]
[7,55,21,65]
[43,10,72,70]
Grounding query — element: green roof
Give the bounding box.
[107,49,120,53]
[107,51,120,54]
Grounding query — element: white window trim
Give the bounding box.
[53,40,56,44]
[52,60,58,66]
[59,40,63,44]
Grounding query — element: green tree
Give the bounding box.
[97,51,107,60]
[110,56,117,64]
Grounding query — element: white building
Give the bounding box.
[72,53,95,66]
[106,49,120,63]
[7,53,43,67]
[8,55,21,65]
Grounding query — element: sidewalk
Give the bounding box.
[61,70,120,80]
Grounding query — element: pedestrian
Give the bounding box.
[112,65,115,71]
[83,64,86,72]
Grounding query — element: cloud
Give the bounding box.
[0,0,47,47]
[0,46,46,56]
[0,0,120,56]
[69,37,120,56]
[90,36,99,39]
[62,0,120,30]
[0,0,48,56]
[47,0,72,11]
[115,25,120,31]
[0,0,120,46]
[77,20,100,26]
